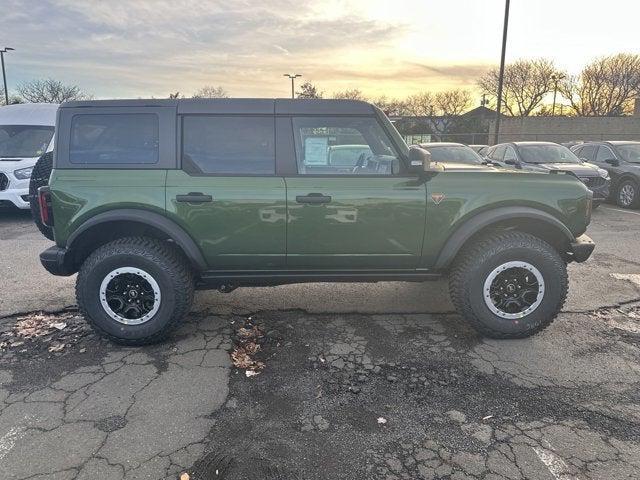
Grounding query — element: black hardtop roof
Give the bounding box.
[60,98,377,115]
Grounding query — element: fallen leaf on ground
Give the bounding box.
[179,473,190,480]
[48,344,65,352]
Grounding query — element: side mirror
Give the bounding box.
[409,146,433,172]
[605,158,619,166]
[504,158,521,168]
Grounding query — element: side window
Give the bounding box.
[596,146,615,162]
[70,114,159,164]
[491,145,506,161]
[579,145,596,161]
[292,116,400,175]
[504,146,518,161]
[182,116,275,175]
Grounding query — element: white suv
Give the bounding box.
[0,103,58,209]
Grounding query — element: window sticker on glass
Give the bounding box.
[304,137,329,165]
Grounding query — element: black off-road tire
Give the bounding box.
[29,151,54,240]
[76,237,195,345]
[449,231,568,339]
[615,179,639,209]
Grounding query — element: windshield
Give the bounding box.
[518,144,580,164]
[0,125,54,158]
[426,146,483,164]
[617,144,640,164]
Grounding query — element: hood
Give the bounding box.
[0,156,39,171]
[439,162,498,172]
[533,162,599,176]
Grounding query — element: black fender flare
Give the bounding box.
[433,206,575,269]
[67,209,207,271]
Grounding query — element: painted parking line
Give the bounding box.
[533,445,578,480]
[610,273,640,288]
[0,427,24,461]
[600,206,640,216]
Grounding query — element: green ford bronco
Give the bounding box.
[37,99,594,345]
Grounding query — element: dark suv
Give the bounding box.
[486,142,610,206]
[38,99,594,345]
[571,141,640,208]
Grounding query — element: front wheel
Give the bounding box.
[76,237,194,345]
[616,179,639,209]
[449,232,568,339]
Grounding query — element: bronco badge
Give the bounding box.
[431,193,445,205]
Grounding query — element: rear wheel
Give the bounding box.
[76,237,194,345]
[449,231,568,339]
[616,179,639,209]
[29,151,54,240]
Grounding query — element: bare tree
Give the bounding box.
[0,95,24,106]
[559,53,640,116]
[405,92,436,116]
[17,78,90,103]
[373,96,409,116]
[332,88,367,100]
[432,89,472,135]
[296,82,323,99]
[478,59,556,116]
[192,85,229,99]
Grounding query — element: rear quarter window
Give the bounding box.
[69,114,159,164]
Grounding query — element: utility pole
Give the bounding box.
[283,73,302,99]
[0,47,14,106]
[493,0,510,145]
[550,72,565,115]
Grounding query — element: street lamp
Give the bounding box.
[493,0,510,145]
[0,47,14,106]
[283,73,302,99]
[550,72,566,116]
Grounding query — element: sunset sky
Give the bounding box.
[2,0,639,101]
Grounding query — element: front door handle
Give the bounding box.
[176,192,213,203]
[296,193,332,204]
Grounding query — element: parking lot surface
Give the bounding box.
[0,206,639,479]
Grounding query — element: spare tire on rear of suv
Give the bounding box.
[29,151,54,241]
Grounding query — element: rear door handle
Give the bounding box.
[176,192,213,203]
[296,193,332,204]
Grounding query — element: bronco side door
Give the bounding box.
[166,101,286,270]
[281,113,427,269]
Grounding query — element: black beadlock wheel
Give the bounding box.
[449,231,568,339]
[29,151,54,240]
[76,237,195,345]
[616,179,639,209]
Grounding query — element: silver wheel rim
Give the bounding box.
[619,184,635,206]
[99,267,161,325]
[483,261,545,320]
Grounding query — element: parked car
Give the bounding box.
[38,99,594,344]
[571,141,640,208]
[418,142,484,165]
[0,103,58,209]
[468,144,489,156]
[485,141,610,206]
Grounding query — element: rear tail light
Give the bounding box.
[38,186,54,227]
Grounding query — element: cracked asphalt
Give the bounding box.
[0,205,639,479]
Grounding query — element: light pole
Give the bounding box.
[550,72,565,115]
[493,0,510,145]
[0,47,14,106]
[283,73,302,99]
